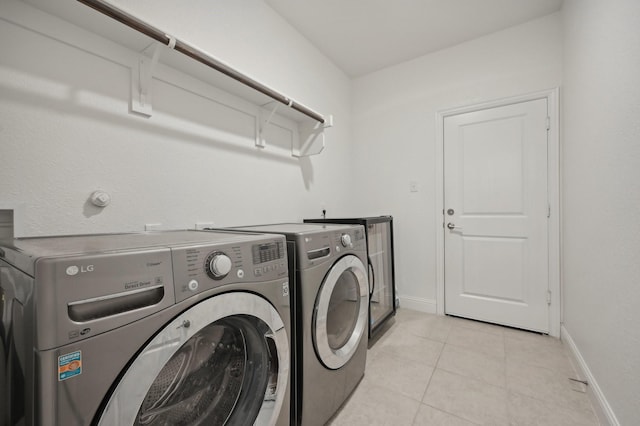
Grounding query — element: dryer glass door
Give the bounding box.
[313,255,368,370]
[97,292,289,426]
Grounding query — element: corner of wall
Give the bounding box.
[561,325,620,426]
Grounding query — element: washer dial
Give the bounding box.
[340,233,352,247]
[205,252,232,279]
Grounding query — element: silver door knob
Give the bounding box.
[447,223,463,230]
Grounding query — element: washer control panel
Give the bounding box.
[171,236,288,302]
[251,240,287,278]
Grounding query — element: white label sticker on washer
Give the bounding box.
[58,350,82,381]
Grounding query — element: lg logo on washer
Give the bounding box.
[65,264,94,276]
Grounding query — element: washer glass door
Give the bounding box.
[313,255,368,370]
[97,292,289,426]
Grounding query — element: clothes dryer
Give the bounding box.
[229,224,368,426]
[304,216,397,340]
[0,230,291,426]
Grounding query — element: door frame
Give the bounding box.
[434,88,561,337]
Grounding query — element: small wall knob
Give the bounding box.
[90,191,111,207]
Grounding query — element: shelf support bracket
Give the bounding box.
[131,36,175,117]
[258,101,332,157]
[293,114,333,157]
[258,101,289,148]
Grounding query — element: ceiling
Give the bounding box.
[265,0,564,77]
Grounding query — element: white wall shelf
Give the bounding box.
[12,0,332,157]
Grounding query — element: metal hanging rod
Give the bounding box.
[77,0,326,124]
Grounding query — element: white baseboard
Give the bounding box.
[561,325,619,426]
[397,296,437,314]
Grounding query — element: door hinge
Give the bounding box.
[546,116,551,131]
[547,203,551,218]
[546,290,552,305]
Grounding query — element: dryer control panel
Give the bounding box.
[298,226,366,269]
[171,237,288,303]
[333,227,366,251]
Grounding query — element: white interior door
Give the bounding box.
[444,98,549,333]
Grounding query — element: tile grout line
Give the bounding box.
[364,310,600,426]
[418,327,448,403]
[412,328,448,425]
[504,332,600,424]
[419,402,485,426]
[504,331,513,424]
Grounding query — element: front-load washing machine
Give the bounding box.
[228,224,368,426]
[0,230,291,426]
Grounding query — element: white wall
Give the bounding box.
[352,13,563,311]
[562,1,640,424]
[0,0,352,237]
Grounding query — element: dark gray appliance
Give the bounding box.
[0,230,291,426]
[225,223,368,426]
[305,216,396,339]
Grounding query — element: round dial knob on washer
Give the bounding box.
[208,253,232,278]
[340,233,352,247]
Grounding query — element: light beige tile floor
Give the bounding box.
[328,308,600,426]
